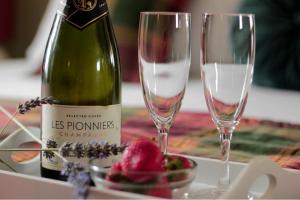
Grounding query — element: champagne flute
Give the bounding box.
[200,13,255,195]
[138,12,191,154]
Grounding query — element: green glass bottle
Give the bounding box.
[41,0,121,180]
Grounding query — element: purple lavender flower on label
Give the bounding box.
[59,141,127,159]
[43,139,58,160]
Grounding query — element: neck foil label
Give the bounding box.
[59,0,108,29]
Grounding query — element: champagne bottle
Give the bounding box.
[41,0,121,180]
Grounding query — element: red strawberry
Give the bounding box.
[111,162,122,172]
[121,139,164,182]
[121,139,164,172]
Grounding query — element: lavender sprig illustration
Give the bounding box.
[59,141,127,160]
[43,139,58,160]
[18,96,57,114]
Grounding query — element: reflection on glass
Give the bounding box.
[139,12,191,154]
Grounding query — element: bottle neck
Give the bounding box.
[59,0,109,30]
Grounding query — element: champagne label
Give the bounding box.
[60,0,108,29]
[42,104,121,171]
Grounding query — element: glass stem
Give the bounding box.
[217,126,234,189]
[158,127,169,155]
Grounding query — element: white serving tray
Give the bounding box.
[0,155,299,199]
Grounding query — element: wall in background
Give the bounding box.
[4,0,49,57]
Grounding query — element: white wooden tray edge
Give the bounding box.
[0,169,157,199]
[221,156,300,199]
